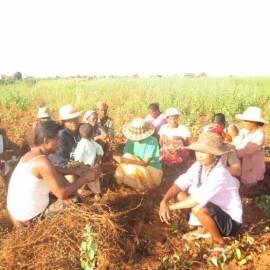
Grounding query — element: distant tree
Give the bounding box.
[13,71,22,80]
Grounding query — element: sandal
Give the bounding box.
[182,231,211,240]
[208,247,227,256]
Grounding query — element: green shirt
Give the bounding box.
[124,136,162,170]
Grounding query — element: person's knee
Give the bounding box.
[175,191,188,202]
[192,206,208,219]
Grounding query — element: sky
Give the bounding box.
[1,0,270,78]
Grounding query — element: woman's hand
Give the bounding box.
[80,168,97,182]
[74,166,90,176]
[159,201,172,225]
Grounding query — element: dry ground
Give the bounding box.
[0,110,270,269]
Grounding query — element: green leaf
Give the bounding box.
[87,249,95,260]
[211,256,218,267]
[172,254,180,262]
[246,254,253,261]
[221,262,225,270]
[238,259,247,265]
[247,236,254,245]
[80,242,87,250]
[235,248,241,260]
[162,256,168,262]
[80,259,88,268]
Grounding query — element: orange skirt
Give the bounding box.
[114,153,163,190]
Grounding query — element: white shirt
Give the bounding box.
[7,156,50,220]
[174,161,242,223]
[74,138,104,166]
[158,124,190,139]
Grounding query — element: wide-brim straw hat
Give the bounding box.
[187,132,231,156]
[36,107,54,119]
[235,106,269,124]
[83,110,96,123]
[165,108,181,117]
[59,104,83,120]
[123,118,155,141]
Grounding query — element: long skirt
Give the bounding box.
[114,153,163,190]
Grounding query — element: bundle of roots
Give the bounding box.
[0,201,141,269]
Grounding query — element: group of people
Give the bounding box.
[7,102,115,227]
[4,101,269,257]
[114,104,268,256]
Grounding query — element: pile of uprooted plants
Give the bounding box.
[0,174,149,270]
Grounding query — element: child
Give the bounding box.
[159,133,242,256]
[74,123,103,200]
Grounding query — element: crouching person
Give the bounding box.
[159,133,242,256]
[7,120,98,228]
[114,118,163,190]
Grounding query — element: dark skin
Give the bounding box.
[159,151,225,247]
[22,133,97,200]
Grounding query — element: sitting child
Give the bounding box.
[74,123,104,201]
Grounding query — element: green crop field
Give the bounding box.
[1,76,270,139]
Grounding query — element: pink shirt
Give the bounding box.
[233,128,265,185]
[174,161,242,223]
[145,113,167,132]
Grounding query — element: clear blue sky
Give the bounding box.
[1,0,270,78]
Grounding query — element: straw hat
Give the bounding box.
[59,104,83,120]
[82,110,96,123]
[123,118,155,141]
[36,107,54,119]
[187,133,231,156]
[235,106,268,124]
[165,108,180,117]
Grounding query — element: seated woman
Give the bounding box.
[114,118,163,190]
[158,108,190,166]
[212,113,238,143]
[49,104,83,169]
[96,102,115,139]
[83,110,108,146]
[7,120,98,228]
[159,133,242,255]
[0,113,20,177]
[232,106,268,187]
[31,106,54,148]
[145,102,167,140]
